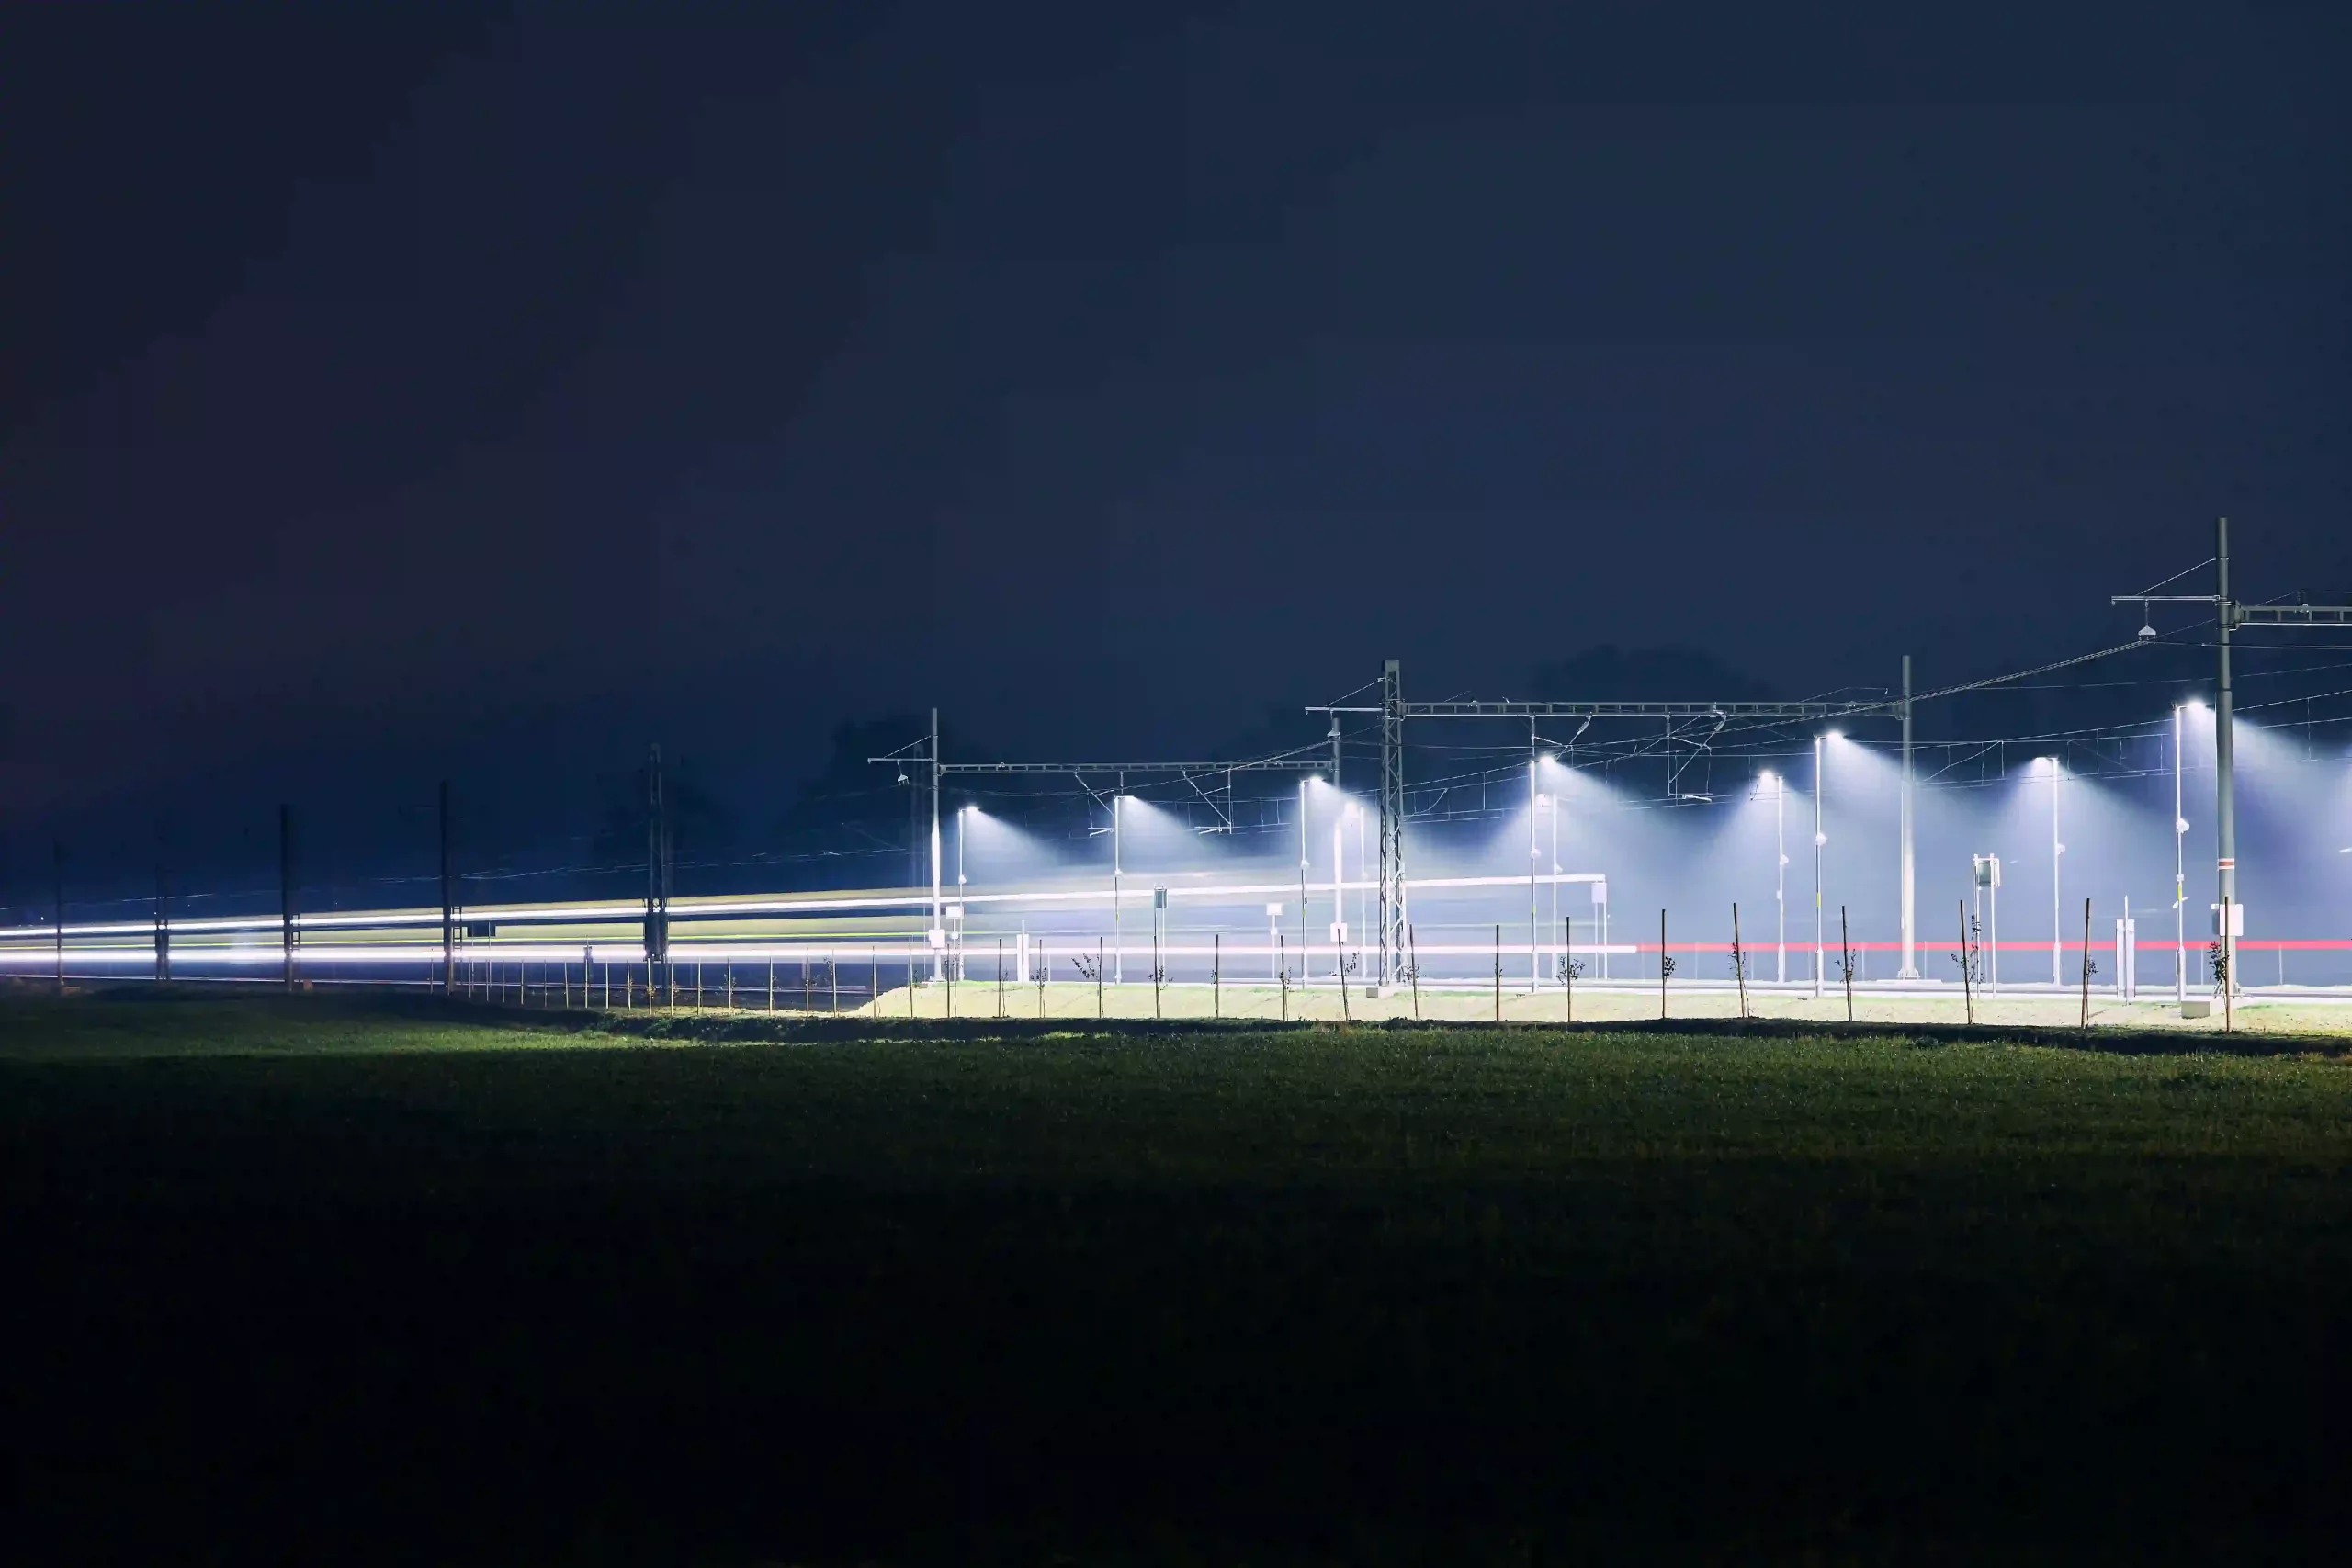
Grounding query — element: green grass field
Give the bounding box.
[6,991,2350,1562]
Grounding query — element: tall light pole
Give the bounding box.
[1814,733,1834,998]
[1332,803,1345,980]
[1112,793,1124,985]
[1298,777,1311,984]
[1527,754,1540,989]
[1771,769,1787,984]
[957,803,971,982]
[929,708,943,983]
[1756,770,1788,986]
[2175,702,2195,1002]
[1898,655,1918,977]
[1351,804,1368,970]
[1329,721,1343,986]
[2044,756,2065,987]
[1538,791,1559,984]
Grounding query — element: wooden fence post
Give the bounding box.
[1839,906,1853,1023]
[2080,897,2093,1028]
[1732,903,1748,1019]
[1959,901,1974,1025]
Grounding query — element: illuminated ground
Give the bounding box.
[859,976,2352,1034]
[7,992,2350,1562]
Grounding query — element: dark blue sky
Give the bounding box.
[3,2,2346,885]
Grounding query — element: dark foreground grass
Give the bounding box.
[5,994,2351,1563]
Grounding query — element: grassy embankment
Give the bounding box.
[6,992,2349,1562]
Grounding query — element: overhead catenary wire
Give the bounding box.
[31,599,2352,930]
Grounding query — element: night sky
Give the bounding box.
[4,3,2346,894]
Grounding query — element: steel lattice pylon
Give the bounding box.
[1378,659,1406,989]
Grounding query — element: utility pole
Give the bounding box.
[279,803,297,992]
[1112,784,1123,985]
[930,707,943,983]
[52,840,64,993]
[645,746,670,1000]
[2110,518,2352,1000]
[1378,660,1406,993]
[438,780,455,996]
[1897,655,1918,977]
[2212,517,2238,988]
[869,718,950,985]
